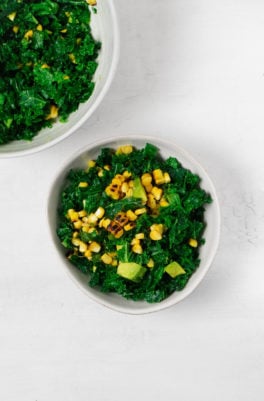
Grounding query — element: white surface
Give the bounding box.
[0,0,264,399]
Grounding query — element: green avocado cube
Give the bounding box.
[117,262,147,283]
[164,261,186,278]
[132,177,147,202]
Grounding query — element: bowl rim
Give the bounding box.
[0,0,120,159]
[47,134,221,314]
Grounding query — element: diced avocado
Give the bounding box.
[132,177,147,202]
[164,261,186,278]
[117,262,147,283]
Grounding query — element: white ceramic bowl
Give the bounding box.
[47,135,221,314]
[0,1,119,158]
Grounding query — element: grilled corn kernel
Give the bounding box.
[73,220,82,230]
[160,197,169,207]
[135,207,147,215]
[141,173,152,187]
[88,160,96,168]
[101,253,112,264]
[24,29,34,40]
[135,233,145,239]
[67,209,79,221]
[163,172,171,183]
[147,258,155,268]
[153,169,165,185]
[12,25,19,34]
[87,213,98,225]
[78,182,88,188]
[8,12,17,21]
[188,238,198,248]
[151,186,163,201]
[46,104,58,120]
[150,224,164,234]
[116,145,133,155]
[124,222,135,231]
[149,230,162,241]
[79,241,88,253]
[114,228,124,238]
[78,210,87,218]
[94,207,105,219]
[36,24,43,31]
[89,241,101,253]
[132,244,143,254]
[126,210,137,221]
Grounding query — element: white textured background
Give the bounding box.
[1,1,264,400]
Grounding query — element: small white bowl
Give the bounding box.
[0,0,119,158]
[47,135,221,314]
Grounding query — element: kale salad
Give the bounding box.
[56,143,212,303]
[0,0,100,144]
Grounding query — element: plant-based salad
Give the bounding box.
[0,0,100,144]
[57,143,212,303]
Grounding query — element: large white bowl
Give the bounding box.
[0,0,119,158]
[47,135,221,314]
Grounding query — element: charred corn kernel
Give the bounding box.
[141,173,152,186]
[116,145,133,155]
[149,230,162,241]
[73,231,79,238]
[89,241,101,253]
[132,244,143,254]
[79,241,88,253]
[8,12,16,21]
[160,197,169,207]
[126,210,137,221]
[73,220,82,230]
[78,210,87,218]
[87,0,97,5]
[121,182,129,193]
[24,30,33,40]
[68,209,79,221]
[153,169,165,185]
[87,213,98,225]
[189,238,198,248]
[94,207,105,219]
[98,168,104,177]
[61,28,67,33]
[85,249,92,260]
[104,165,111,171]
[114,212,128,227]
[151,186,163,201]
[163,172,171,183]
[88,160,96,168]
[46,104,58,120]
[78,182,88,188]
[147,194,157,209]
[36,24,43,31]
[150,224,164,234]
[68,53,76,63]
[123,170,132,178]
[41,63,50,69]
[13,25,19,34]
[135,207,147,215]
[124,222,135,231]
[114,228,124,238]
[72,238,81,247]
[101,253,112,264]
[147,258,155,268]
[135,233,145,239]
[144,184,153,193]
[105,186,120,200]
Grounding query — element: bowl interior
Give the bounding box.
[0,0,119,158]
[48,136,221,314]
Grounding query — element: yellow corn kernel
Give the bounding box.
[121,182,129,193]
[128,180,134,188]
[68,53,76,63]
[78,210,87,218]
[46,104,58,120]
[92,265,97,272]
[112,175,125,185]
[60,28,67,33]
[76,37,81,45]
[79,241,88,253]
[163,172,171,183]
[72,238,81,247]
[150,224,164,234]
[151,186,163,201]
[124,222,135,231]
[8,12,16,21]
[116,145,133,155]
[88,160,96,168]
[84,249,92,260]
[126,210,137,221]
[147,193,157,209]
[63,75,70,80]
[99,218,111,229]
[81,225,89,233]
[160,197,169,207]
[188,238,198,248]
[116,245,123,250]
[141,173,152,187]
[153,169,165,185]
[73,220,82,230]
[41,63,50,69]
[149,230,162,241]
[89,241,101,253]
[12,25,19,34]
[101,253,112,264]
[144,184,153,193]
[135,233,145,239]
[97,168,104,177]
[132,244,143,254]
[147,258,155,268]
[135,207,147,216]
[104,165,111,171]
[131,238,140,246]
[36,24,43,31]
[94,207,105,219]
[78,182,88,188]
[111,259,118,267]
[73,231,79,238]
[87,0,97,5]
[67,209,79,221]
[24,30,34,40]
[126,188,133,197]
[123,170,132,178]
[87,213,98,225]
